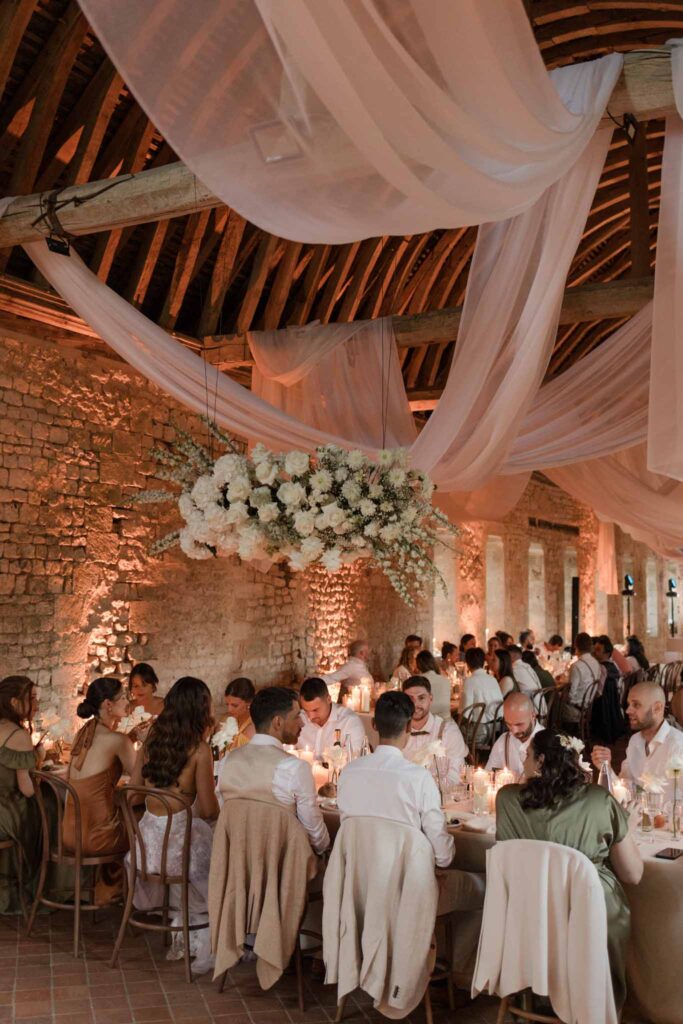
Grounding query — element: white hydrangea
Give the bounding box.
[300,536,324,561]
[205,504,232,530]
[179,527,213,560]
[213,453,245,486]
[293,510,316,536]
[310,469,332,491]
[284,450,310,477]
[341,480,361,504]
[224,501,249,524]
[254,462,278,487]
[359,498,376,517]
[402,506,419,524]
[347,450,366,470]
[258,502,280,523]
[363,521,380,538]
[321,547,342,572]
[320,502,346,528]
[227,475,252,501]
[251,443,271,465]
[380,524,401,543]
[369,483,383,499]
[187,516,217,544]
[288,550,308,571]
[277,481,306,507]
[191,474,220,510]
[178,493,196,522]
[249,486,272,507]
[334,468,349,482]
[351,535,368,548]
[237,525,264,559]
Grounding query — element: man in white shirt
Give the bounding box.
[563,632,600,723]
[297,677,366,758]
[322,639,374,689]
[218,686,329,855]
[592,681,683,802]
[509,646,542,695]
[486,693,542,777]
[463,647,503,723]
[338,692,484,914]
[402,676,467,783]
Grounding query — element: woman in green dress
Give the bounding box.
[0,675,42,914]
[495,728,643,1012]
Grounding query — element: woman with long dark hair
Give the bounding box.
[415,650,451,719]
[64,677,135,862]
[222,677,255,750]
[0,676,42,914]
[130,676,219,973]
[625,636,649,673]
[495,729,643,1012]
[128,663,165,717]
[491,647,516,697]
[390,645,418,688]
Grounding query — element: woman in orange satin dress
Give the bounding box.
[62,678,137,898]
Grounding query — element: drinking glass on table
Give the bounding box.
[640,792,663,842]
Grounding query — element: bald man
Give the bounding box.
[592,681,683,801]
[486,693,542,777]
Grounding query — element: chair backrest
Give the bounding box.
[30,768,83,864]
[532,687,555,726]
[459,702,487,763]
[323,816,438,1017]
[116,784,191,886]
[545,685,569,732]
[472,839,618,1024]
[578,680,601,744]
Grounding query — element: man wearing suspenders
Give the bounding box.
[486,693,542,778]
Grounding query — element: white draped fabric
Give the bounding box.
[249,318,416,448]
[76,0,621,242]
[549,447,683,558]
[649,40,683,480]
[596,521,619,596]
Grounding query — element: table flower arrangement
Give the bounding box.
[32,694,77,756]
[132,421,457,606]
[118,705,152,735]
[211,716,239,754]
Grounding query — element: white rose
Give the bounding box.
[251,443,271,465]
[191,474,220,510]
[224,501,249,524]
[310,469,332,491]
[216,534,239,557]
[321,502,346,528]
[277,481,306,507]
[300,536,323,561]
[341,480,361,504]
[293,510,316,536]
[284,451,310,477]
[249,486,272,507]
[187,516,217,544]
[315,513,328,531]
[321,547,342,572]
[359,498,376,517]
[347,450,366,470]
[213,453,245,486]
[255,461,279,486]
[179,527,213,560]
[227,475,252,501]
[351,535,368,548]
[388,467,406,487]
[380,524,401,543]
[258,502,280,523]
[178,493,196,522]
[237,525,264,559]
[205,504,232,530]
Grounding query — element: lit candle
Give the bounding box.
[487,784,496,815]
[299,746,314,765]
[496,767,516,790]
[360,685,371,713]
[473,768,489,794]
[350,689,361,712]
[613,780,629,807]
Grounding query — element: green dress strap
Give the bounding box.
[0,745,36,771]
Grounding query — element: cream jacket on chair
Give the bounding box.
[323,816,438,1019]
[472,839,618,1024]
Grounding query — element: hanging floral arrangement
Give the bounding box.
[132,421,458,606]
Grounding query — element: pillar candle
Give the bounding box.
[312,762,328,791]
[473,768,489,794]
[299,746,314,765]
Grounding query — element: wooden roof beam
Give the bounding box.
[0,49,676,249]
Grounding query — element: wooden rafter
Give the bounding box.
[235,233,279,335]
[159,211,212,330]
[196,210,247,337]
[262,240,302,329]
[0,0,36,102]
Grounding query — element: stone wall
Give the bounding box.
[0,329,680,714]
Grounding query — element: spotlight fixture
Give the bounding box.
[46,233,70,257]
[622,574,635,635]
[666,577,678,638]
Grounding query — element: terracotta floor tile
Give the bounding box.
[14,1002,55,1018]
[15,990,54,1003]
[131,1008,173,1022]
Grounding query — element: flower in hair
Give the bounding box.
[558,734,585,755]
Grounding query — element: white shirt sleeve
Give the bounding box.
[443,721,467,782]
[340,713,368,756]
[418,773,455,868]
[286,757,331,851]
[486,735,506,771]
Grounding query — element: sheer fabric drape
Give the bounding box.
[76,0,621,242]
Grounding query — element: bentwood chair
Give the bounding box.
[110,785,203,984]
[476,700,505,763]
[532,687,555,727]
[0,838,27,924]
[28,769,127,957]
[459,703,487,764]
[578,680,601,745]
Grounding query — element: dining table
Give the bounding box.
[320,795,683,1022]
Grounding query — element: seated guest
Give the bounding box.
[486,693,541,777]
[496,630,514,648]
[0,676,43,914]
[440,641,458,670]
[522,649,555,690]
[323,639,373,691]
[509,645,541,695]
[497,729,643,1012]
[563,632,600,724]
[592,682,683,804]
[402,676,467,783]
[131,676,220,973]
[222,677,255,750]
[339,692,484,915]
[670,688,683,732]
[219,687,329,855]
[65,678,136,861]
[415,650,451,720]
[464,647,504,724]
[390,645,418,687]
[298,677,366,758]
[405,634,423,653]
[518,629,535,651]
[540,634,564,658]
[458,634,476,660]
[606,639,630,678]
[625,635,649,673]
[338,691,453,866]
[128,663,164,717]
[491,647,515,697]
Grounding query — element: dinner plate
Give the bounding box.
[459,815,496,834]
[318,797,338,810]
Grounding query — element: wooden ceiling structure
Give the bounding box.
[0,0,682,415]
